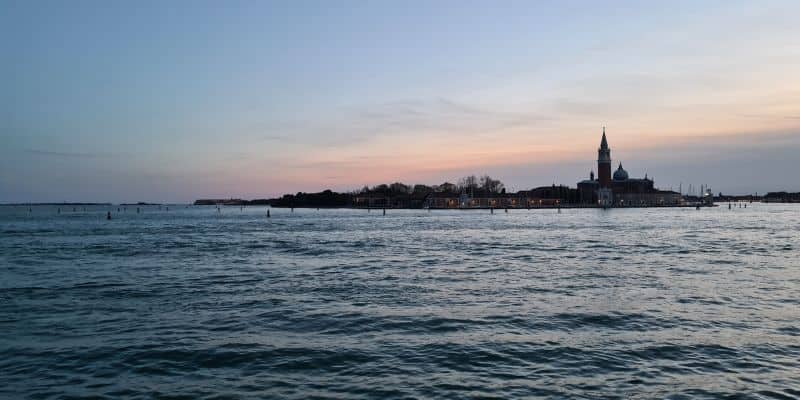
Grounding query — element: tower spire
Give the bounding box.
[597,127,611,187]
[600,127,608,149]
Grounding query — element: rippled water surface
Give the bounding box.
[1,204,799,399]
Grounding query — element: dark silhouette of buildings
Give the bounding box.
[577,129,683,206]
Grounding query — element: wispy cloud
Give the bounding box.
[258,134,291,142]
[259,97,552,151]
[24,149,115,159]
[738,114,800,121]
[354,97,551,134]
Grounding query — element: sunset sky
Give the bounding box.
[2,0,799,203]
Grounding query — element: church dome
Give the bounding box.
[613,163,629,181]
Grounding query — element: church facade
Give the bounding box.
[577,129,683,207]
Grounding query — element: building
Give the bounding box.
[423,186,576,209]
[577,129,683,207]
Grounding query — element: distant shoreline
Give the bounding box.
[0,202,164,206]
[3,198,799,207]
[0,202,112,206]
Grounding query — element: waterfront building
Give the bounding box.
[577,129,683,207]
[423,185,576,209]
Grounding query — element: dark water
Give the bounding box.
[1,204,799,399]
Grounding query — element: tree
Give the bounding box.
[389,182,411,194]
[457,175,478,193]
[479,175,505,194]
[412,184,433,194]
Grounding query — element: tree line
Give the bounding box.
[269,175,507,207]
[354,175,505,196]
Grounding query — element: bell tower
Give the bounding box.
[597,127,612,187]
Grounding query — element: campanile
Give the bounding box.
[597,127,612,187]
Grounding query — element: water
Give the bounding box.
[1,204,799,399]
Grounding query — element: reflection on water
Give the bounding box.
[1,204,799,399]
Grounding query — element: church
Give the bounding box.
[577,129,683,207]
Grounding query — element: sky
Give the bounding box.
[2,0,799,203]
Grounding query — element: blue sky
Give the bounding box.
[2,0,799,202]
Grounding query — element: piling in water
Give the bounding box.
[267,209,270,218]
